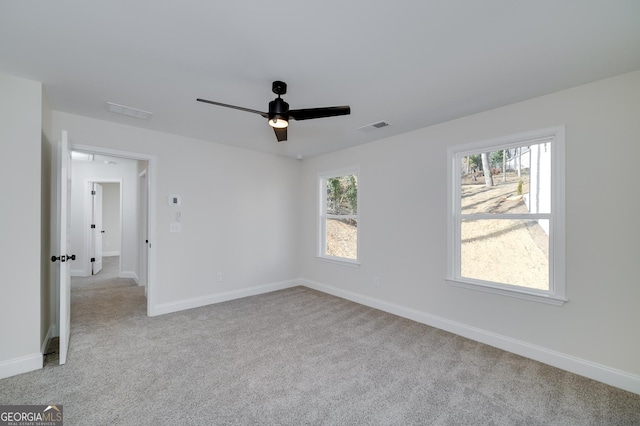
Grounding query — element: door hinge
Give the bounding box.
[91,257,95,262]
[91,224,96,229]
[91,190,96,195]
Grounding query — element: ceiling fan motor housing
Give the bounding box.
[269,97,289,122]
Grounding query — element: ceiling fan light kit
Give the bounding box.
[269,117,288,128]
[197,80,350,142]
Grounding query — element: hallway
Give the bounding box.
[71,256,137,290]
[44,256,145,367]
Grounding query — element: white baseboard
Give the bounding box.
[71,268,85,277]
[0,353,42,379]
[103,251,120,257]
[300,278,640,396]
[120,271,139,285]
[151,280,299,317]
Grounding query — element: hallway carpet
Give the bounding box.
[71,256,137,290]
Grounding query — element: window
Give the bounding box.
[447,126,566,305]
[318,168,359,264]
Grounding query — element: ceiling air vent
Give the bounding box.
[106,102,153,120]
[357,121,391,132]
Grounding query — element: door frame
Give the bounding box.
[138,169,149,296]
[70,143,157,316]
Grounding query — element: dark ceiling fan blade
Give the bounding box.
[273,126,287,142]
[289,106,351,121]
[196,98,268,118]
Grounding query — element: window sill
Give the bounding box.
[445,278,567,306]
[316,256,361,267]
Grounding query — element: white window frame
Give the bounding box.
[446,126,566,305]
[318,167,360,265]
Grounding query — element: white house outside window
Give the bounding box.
[447,126,566,305]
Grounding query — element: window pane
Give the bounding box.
[460,143,550,214]
[326,175,358,215]
[461,219,549,290]
[326,218,357,260]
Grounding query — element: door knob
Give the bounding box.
[52,254,76,262]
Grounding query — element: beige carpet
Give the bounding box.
[71,256,137,291]
[1,285,639,425]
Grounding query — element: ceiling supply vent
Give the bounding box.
[106,102,153,120]
[372,121,390,128]
[357,121,391,132]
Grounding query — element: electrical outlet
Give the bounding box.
[373,276,380,287]
[216,272,223,282]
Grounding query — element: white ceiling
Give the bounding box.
[2,1,640,158]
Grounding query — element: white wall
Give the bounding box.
[52,111,301,313]
[299,71,640,390]
[101,182,121,256]
[0,73,43,377]
[70,158,137,277]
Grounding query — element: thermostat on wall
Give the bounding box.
[168,195,181,206]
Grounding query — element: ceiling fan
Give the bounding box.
[197,81,351,142]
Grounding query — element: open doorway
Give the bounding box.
[65,144,155,316]
[47,141,155,366]
[71,179,131,290]
[89,181,119,276]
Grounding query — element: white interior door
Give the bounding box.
[57,131,72,365]
[92,183,103,274]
